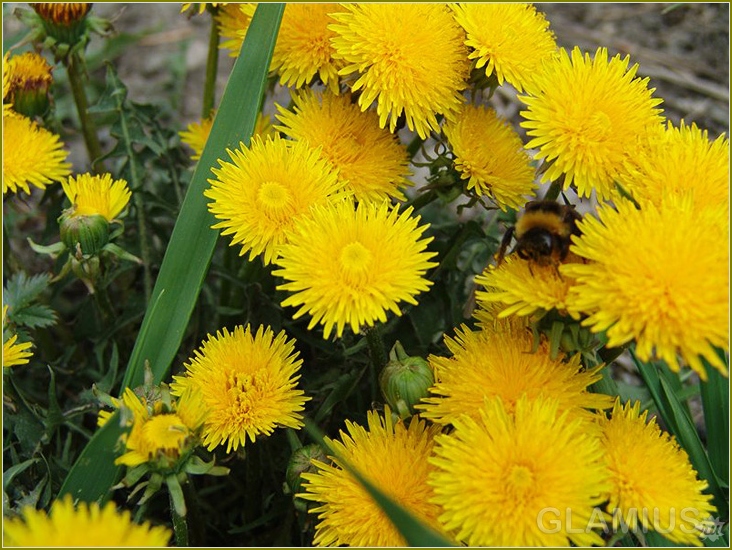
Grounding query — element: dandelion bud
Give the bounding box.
[59,211,110,256]
[286,444,327,496]
[379,341,434,419]
[31,3,92,47]
[6,52,53,118]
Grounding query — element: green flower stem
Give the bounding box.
[365,326,387,404]
[109,74,153,303]
[405,188,438,213]
[66,52,105,172]
[170,487,189,547]
[202,13,220,119]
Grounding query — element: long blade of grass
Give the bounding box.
[303,418,455,547]
[121,3,284,391]
[699,352,729,486]
[58,4,284,504]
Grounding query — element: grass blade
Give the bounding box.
[58,4,284,504]
[121,3,284,390]
[699,352,729,486]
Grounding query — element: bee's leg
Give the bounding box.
[495,227,515,267]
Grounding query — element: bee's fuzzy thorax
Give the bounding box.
[515,210,572,238]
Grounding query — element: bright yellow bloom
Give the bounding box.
[520,47,664,199]
[451,3,557,93]
[298,408,448,546]
[3,113,71,195]
[180,3,220,16]
[272,4,345,93]
[3,51,10,100]
[429,395,609,546]
[179,111,275,161]
[206,135,346,266]
[475,252,582,319]
[444,103,536,211]
[330,4,469,139]
[3,494,171,547]
[3,306,33,368]
[275,89,412,202]
[171,325,310,453]
[274,200,438,339]
[620,120,729,214]
[5,51,53,108]
[563,198,728,380]
[61,173,131,221]
[418,323,612,426]
[115,387,206,469]
[600,399,716,546]
[216,4,257,56]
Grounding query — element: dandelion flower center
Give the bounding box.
[507,464,534,494]
[339,241,372,279]
[258,181,293,214]
[142,414,189,451]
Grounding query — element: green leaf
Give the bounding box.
[699,352,729,487]
[57,3,284,506]
[304,418,456,547]
[2,272,56,329]
[122,3,284,391]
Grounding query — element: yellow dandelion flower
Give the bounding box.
[61,173,131,221]
[621,120,729,213]
[418,323,611,426]
[429,395,609,547]
[444,103,536,211]
[171,325,310,453]
[274,200,438,339]
[330,4,469,139]
[3,306,33,368]
[298,408,447,547]
[563,198,729,380]
[601,399,716,546]
[216,4,257,56]
[115,387,206,469]
[272,4,345,93]
[520,46,664,199]
[3,51,10,100]
[206,135,345,266]
[275,89,412,202]
[3,113,71,195]
[475,253,582,319]
[451,3,557,93]
[179,111,275,161]
[3,494,171,547]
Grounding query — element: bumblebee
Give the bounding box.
[495,200,582,267]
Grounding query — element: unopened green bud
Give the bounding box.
[59,212,110,256]
[286,444,326,495]
[379,341,434,419]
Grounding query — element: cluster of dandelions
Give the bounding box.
[295,313,717,547]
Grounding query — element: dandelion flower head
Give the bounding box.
[520,47,664,199]
[298,408,447,546]
[443,103,536,211]
[452,3,557,93]
[418,323,612,426]
[115,387,207,469]
[563,197,728,380]
[3,113,71,195]
[216,4,257,56]
[274,200,438,339]
[600,399,716,546]
[620,120,729,214]
[275,89,412,202]
[475,253,582,319]
[3,305,33,369]
[3,494,171,547]
[171,325,310,453]
[329,4,469,139]
[62,173,132,221]
[429,395,609,546]
[206,135,345,265]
